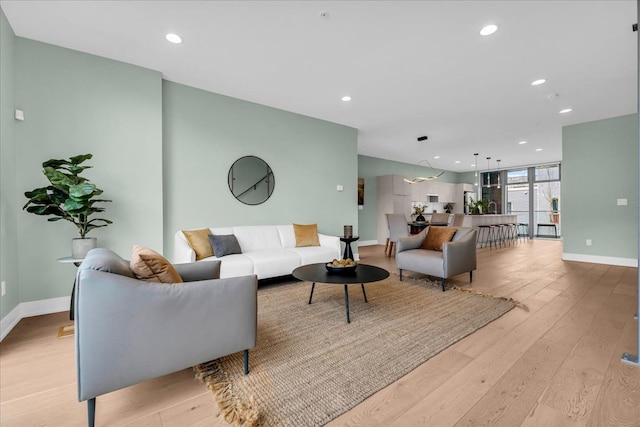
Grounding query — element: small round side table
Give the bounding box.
[339,236,359,260]
[57,257,84,321]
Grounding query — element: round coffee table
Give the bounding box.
[292,263,390,323]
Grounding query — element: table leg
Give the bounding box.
[308,282,315,304]
[361,283,368,303]
[343,242,354,260]
[70,279,76,321]
[344,284,351,323]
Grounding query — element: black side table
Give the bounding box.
[57,257,83,321]
[340,236,359,260]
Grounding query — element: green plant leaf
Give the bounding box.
[42,159,71,168]
[69,154,93,165]
[44,167,74,188]
[69,182,96,198]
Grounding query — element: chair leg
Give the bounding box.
[470,270,473,283]
[399,269,403,281]
[441,278,446,292]
[384,238,389,254]
[87,398,96,427]
[243,349,249,374]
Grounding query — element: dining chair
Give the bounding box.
[385,213,410,257]
[430,213,451,226]
[452,213,465,227]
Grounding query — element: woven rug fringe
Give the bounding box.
[399,273,528,311]
[194,360,260,426]
[451,286,529,311]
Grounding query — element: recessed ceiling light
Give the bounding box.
[480,24,498,36]
[531,79,546,86]
[471,164,476,167]
[536,148,543,152]
[455,161,461,164]
[559,108,572,114]
[519,140,527,145]
[165,33,182,44]
[434,156,440,159]
[341,96,352,102]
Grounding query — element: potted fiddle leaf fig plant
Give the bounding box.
[23,154,112,259]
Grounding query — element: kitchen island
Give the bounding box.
[459,214,518,247]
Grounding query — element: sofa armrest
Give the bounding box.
[397,230,427,253]
[318,233,341,259]
[442,229,477,278]
[173,261,221,282]
[75,270,257,402]
[173,231,197,264]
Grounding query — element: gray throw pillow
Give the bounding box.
[208,234,242,257]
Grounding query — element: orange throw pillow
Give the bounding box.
[130,245,184,283]
[421,227,458,251]
[182,228,214,260]
[293,223,321,247]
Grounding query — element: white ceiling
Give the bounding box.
[1,0,637,172]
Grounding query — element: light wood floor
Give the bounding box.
[1,240,639,426]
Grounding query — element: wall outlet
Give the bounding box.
[1,281,6,296]
[617,198,628,206]
[336,185,344,192]
[586,239,592,247]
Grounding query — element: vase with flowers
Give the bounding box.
[413,204,428,222]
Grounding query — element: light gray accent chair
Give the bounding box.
[75,248,258,427]
[396,227,477,291]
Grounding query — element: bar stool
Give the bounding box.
[518,223,529,240]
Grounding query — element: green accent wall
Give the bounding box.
[0,32,358,320]
[14,38,163,302]
[562,114,638,260]
[0,9,19,318]
[162,81,358,257]
[357,155,464,241]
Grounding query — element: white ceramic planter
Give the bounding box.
[72,237,97,259]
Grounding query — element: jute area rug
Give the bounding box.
[194,274,515,427]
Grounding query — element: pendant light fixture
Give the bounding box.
[403,136,446,183]
[496,159,501,189]
[474,153,479,186]
[485,157,491,187]
[403,159,446,183]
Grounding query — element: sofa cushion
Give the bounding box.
[182,228,214,260]
[130,245,184,283]
[232,226,283,252]
[293,223,320,247]
[208,234,242,257]
[244,250,302,279]
[421,227,458,251]
[288,246,337,265]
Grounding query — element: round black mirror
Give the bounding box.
[228,156,275,205]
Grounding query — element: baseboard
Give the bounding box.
[562,253,638,267]
[356,240,379,247]
[0,304,22,342]
[0,296,70,342]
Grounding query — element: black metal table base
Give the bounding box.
[308,281,368,323]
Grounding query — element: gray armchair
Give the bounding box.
[396,227,477,291]
[75,248,258,427]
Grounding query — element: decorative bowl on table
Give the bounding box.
[325,259,357,273]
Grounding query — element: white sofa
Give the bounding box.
[174,225,341,279]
